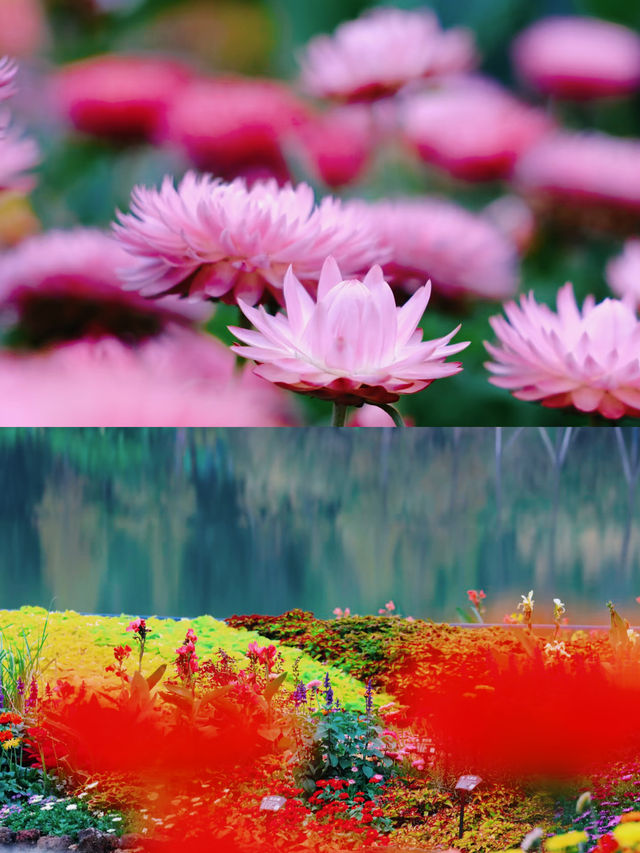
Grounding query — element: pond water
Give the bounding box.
[0,427,638,625]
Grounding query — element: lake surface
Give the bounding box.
[0,427,638,625]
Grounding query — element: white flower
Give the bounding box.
[544,641,569,658]
[66,804,78,811]
[40,804,54,811]
[111,816,122,822]
[518,590,535,611]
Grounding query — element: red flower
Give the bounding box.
[596,834,620,853]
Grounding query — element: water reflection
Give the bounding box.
[0,428,637,624]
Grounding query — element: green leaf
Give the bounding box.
[300,777,316,794]
[162,683,193,699]
[158,690,192,713]
[258,726,283,743]
[130,670,150,701]
[145,664,166,691]
[264,672,287,701]
[456,607,475,624]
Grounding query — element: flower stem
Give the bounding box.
[331,403,349,426]
[375,402,405,427]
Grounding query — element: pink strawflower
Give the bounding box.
[53,54,192,143]
[298,6,476,102]
[292,105,374,189]
[114,172,384,305]
[0,0,48,58]
[230,256,468,407]
[401,78,553,181]
[607,240,640,307]
[485,283,640,419]
[0,334,298,426]
[513,131,640,227]
[164,76,310,184]
[385,600,395,611]
[0,125,38,191]
[512,16,640,100]
[0,228,210,347]
[352,198,518,300]
[482,195,537,254]
[0,56,17,101]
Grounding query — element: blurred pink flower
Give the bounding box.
[351,198,518,300]
[485,283,640,419]
[230,256,468,407]
[0,56,16,100]
[482,195,537,254]
[0,228,209,346]
[512,16,640,100]
[114,172,384,305]
[401,77,553,181]
[291,105,374,189]
[0,125,38,191]
[385,600,395,611]
[348,404,398,427]
[53,54,192,143]
[298,6,476,102]
[0,0,48,57]
[607,239,640,307]
[0,333,297,426]
[163,76,310,185]
[513,132,640,227]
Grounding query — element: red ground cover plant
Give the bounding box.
[226,610,420,686]
[394,618,640,781]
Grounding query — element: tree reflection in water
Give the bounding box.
[0,427,637,624]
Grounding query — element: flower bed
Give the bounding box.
[2,604,640,852]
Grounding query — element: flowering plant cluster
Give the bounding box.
[0,3,639,424]
[175,628,199,687]
[309,777,392,835]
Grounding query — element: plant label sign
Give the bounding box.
[455,775,482,793]
[260,796,287,812]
